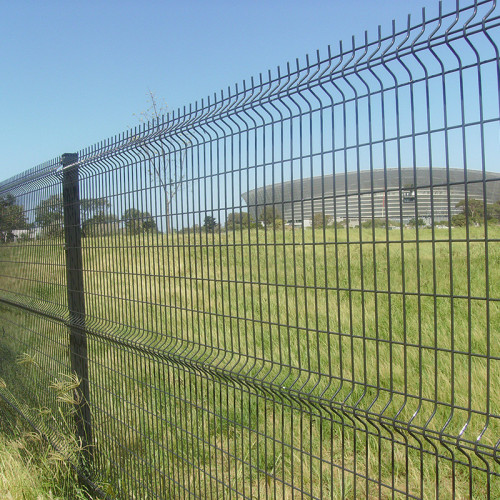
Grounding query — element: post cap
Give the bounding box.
[61,153,78,167]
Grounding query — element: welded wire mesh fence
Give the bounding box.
[1,0,499,498]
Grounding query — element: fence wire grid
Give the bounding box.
[0,0,499,498]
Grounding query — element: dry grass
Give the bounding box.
[0,416,91,499]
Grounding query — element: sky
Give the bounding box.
[0,0,472,180]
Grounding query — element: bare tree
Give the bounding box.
[136,91,190,234]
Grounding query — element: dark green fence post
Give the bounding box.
[62,152,92,471]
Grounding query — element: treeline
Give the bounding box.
[2,195,500,242]
[0,194,159,241]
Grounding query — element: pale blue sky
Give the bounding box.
[0,0,468,179]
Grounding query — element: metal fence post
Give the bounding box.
[62,152,92,471]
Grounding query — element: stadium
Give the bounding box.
[242,167,500,226]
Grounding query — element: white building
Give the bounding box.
[242,167,500,226]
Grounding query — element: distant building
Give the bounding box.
[286,218,313,228]
[10,228,40,240]
[242,167,500,226]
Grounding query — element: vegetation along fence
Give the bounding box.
[1,0,499,497]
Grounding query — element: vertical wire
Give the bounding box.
[196,108,211,494]
[336,39,352,497]
[187,112,204,496]
[289,62,302,496]
[258,79,275,499]
[345,35,364,497]
[251,83,265,500]
[274,70,290,500]
[157,121,174,496]
[228,86,247,498]
[292,59,308,497]
[372,24,396,498]
[428,3,459,493]
[151,132,164,496]
[413,7,442,498]
[398,13,428,498]
[391,18,412,495]
[317,45,338,499]
[445,5,476,497]
[217,98,230,498]
[146,134,158,494]
[464,4,494,496]
[221,94,236,495]
[477,0,500,494]
[307,51,325,499]
[379,28,400,498]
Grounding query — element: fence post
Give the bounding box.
[61,152,92,471]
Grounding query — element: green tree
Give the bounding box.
[408,217,426,228]
[81,198,115,236]
[225,211,254,230]
[455,198,485,225]
[259,206,282,229]
[0,195,27,242]
[35,195,111,237]
[451,213,467,227]
[203,215,217,232]
[82,213,119,236]
[81,197,110,220]
[452,198,500,226]
[123,208,158,234]
[489,202,500,223]
[312,212,334,229]
[35,194,64,237]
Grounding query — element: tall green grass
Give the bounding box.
[0,378,93,499]
[0,225,498,498]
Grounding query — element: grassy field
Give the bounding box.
[0,225,498,498]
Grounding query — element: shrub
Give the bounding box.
[408,217,426,228]
[226,211,255,230]
[362,219,386,229]
[259,207,282,229]
[312,212,334,229]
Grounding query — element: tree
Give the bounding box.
[35,194,64,237]
[203,215,217,232]
[80,198,115,236]
[407,217,426,228]
[136,91,191,234]
[225,211,255,230]
[489,202,500,223]
[123,208,158,235]
[81,197,110,220]
[454,197,500,226]
[312,212,334,229]
[259,206,283,229]
[82,213,119,237]
[455,198,485,225]
[451,213,467,227]
[35,195,111,237]
[0,195,27,242]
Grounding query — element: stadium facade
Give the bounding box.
[242,167,500,226]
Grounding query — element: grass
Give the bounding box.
[0,391,92,499]
[0,224,498,498]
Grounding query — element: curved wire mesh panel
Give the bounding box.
[0,0,499,498]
